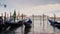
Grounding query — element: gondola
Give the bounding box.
[48,19,60,29]
[0,10,32,34]
[4,18,23,31]
[4,18,32,34]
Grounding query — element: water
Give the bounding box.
[13,16,60,34]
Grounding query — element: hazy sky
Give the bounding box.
[0,0,60,16]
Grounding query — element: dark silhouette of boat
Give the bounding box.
[4,19,23,31]
[0,17,32,34]
[48,19,60,29]
[0,10,32,34]
[0,17,23,31]
[0,16,32,34]
[3,10,23,31]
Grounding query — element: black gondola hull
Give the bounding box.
[3,21,23,31]
[48,19,60,29]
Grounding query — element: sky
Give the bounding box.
[0,0,60,17]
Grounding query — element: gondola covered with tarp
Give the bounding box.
[4,18,23,31]
[48,19,60,29]
[3,10,24,31]
[0,10,32,34]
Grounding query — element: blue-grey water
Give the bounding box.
[12,16,60,34]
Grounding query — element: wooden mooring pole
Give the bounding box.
[54,13,56,34]
[21,14,24,34]
[43,14,44,34]
[32,15,34,34]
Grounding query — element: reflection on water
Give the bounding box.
[2,17,60,34]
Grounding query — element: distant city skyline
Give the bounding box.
[0,0,60,17]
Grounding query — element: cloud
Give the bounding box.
[1,0,59,9]
[45,10,60,16]
[2,0,60,6]
[0,3,60,16]
[18,4,60,16]
[11,0,60,5]
[0,0,60,16]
